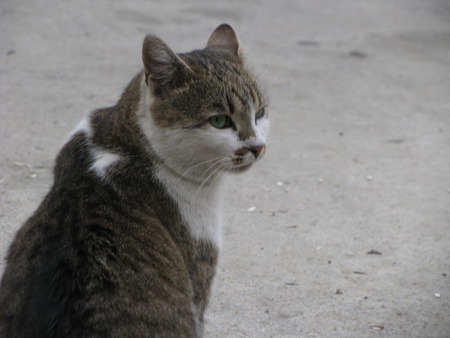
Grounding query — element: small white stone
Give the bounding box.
[434,293,441,298]
[276,181,284,186]
[248,206,256,212]
[366,175,373,181]
[318,178,324,183]
[370,325,384,331]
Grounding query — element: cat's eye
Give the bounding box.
[255,108,266,121]
[209,115,232,129]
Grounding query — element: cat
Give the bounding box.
[0,23,269,338]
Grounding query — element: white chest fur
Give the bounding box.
[155,165,224,249]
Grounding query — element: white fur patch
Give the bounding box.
[244,114,270,149]
[65,115,122,180]
[155,163,224,249]
[65,116,92,142]
[90,148,121,179]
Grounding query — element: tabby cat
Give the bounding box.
[0,24,269,337]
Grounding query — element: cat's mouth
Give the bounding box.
[228,155,254,172]
[230,162,253,172]
[229,144,266,172]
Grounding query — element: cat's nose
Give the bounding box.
[248,145,266,159]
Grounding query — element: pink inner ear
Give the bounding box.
[206,24,240,56]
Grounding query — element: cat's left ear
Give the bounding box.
[206,24,241,57]
[142,35,193,97]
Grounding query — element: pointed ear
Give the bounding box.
[206,24,240,56]
[142,35,192,96]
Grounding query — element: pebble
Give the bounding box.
[247,206,256,212]
[367,250,382,255]
[434,293,441,298]
[370,325,384,331]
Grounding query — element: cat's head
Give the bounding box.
[141,24,269,182]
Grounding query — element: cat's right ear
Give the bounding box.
[142,35,192,97]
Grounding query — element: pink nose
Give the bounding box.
[247,145,266,159]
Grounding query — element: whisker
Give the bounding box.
[175,156,225,185]
[202,163,224,187]
[205,165,226,197]
[191,160,227,203]
[257,49,289,82]
[197,158,228,183]
[265,139,281,146]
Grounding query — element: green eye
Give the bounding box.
[255,108,266,120]
[209,115,232,129]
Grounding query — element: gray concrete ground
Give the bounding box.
[1,0,449,337]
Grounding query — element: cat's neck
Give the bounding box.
[155,162,225,249]
[137,74,225,249]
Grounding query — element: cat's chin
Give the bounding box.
[229,163,253,173]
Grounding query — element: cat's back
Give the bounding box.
[0,116,196,337]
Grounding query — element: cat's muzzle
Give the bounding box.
[232,144,266,170]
